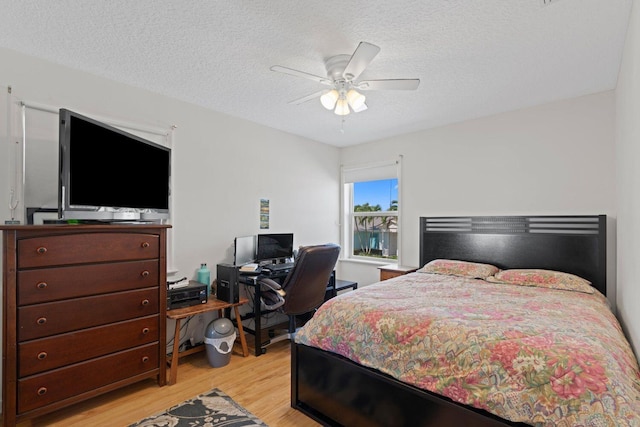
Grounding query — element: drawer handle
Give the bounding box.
[142,327,150,335]
[37,387,47,396]
[36,282,48,290]
[142,356,150,363]
[36,317,47,325]
[141,270,150,278]
[141,299,150,306]
[141,242,150,248]
[37,352,48,360]
[36,247,47,255]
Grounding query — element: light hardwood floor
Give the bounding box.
[11,339,321,427]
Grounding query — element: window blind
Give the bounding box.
[342,160,398,183]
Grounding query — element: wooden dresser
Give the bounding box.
[0,224,169,426]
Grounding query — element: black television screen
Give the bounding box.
[58,109,171,221]
[256,233,294,261]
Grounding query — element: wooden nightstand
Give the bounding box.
[378,264,418,281]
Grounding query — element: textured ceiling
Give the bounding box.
[0,0,632,147]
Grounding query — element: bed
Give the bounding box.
[291,215,640,426]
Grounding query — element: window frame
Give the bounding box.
[341,158,402,264]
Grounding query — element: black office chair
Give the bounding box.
[258,243,341,344]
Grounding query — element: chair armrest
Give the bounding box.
[258,278,286,296]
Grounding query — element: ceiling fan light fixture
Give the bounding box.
[346,89,366,111]
[320,89,339,110]
[271,41,420,117]
[334,98,350,116]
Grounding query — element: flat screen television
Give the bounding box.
[58,108,171,222]
[256,233,294,262]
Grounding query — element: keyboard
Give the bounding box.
[265,262,294,271]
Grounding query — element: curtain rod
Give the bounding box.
[341,158,400,173]
[20,101,176,137]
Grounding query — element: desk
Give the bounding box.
[238,273,280,356]
[335,279,358,293]
[239,272,357,356]
[326,278,358,298]
[166,297,249,385]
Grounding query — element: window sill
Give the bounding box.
[338,257,396,267]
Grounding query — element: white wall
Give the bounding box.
[340,92,617,304]
[615,0,640,355]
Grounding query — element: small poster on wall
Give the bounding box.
[260,199,269,229]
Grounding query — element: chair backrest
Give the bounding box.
[281,243,341,315]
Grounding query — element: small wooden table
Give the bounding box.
[166,297,249,385]
[378,264,418,281]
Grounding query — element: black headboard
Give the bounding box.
[419,215,607,296]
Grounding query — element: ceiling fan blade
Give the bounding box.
[288,90,324,105]
[353,102,368,113]
[270,65,332,85]
[358,79,420,91]
[342,42,381,81]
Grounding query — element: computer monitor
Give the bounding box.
[256,233,294,262]
[234,235,256,266]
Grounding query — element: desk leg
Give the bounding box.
[234,305,249,357]
[168,318,182,385]
[254,284,264,356]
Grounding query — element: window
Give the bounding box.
[352,179,398,259]
[342,159,401,262]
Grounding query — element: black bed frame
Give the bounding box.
[291,215,607,427]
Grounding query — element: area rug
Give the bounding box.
[129,388,268,426]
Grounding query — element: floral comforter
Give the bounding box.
[295,272,640,426]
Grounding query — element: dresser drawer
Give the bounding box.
[18,343,159,414]
[18,260,159,305]
[17,232,159,268]
[18,288,159,341]
[19,315,159,377]
[380,270,401,281]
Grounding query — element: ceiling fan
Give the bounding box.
[270,41,420,116]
